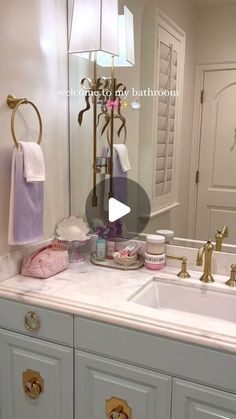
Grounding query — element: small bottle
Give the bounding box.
[96,228,106,260]
[106,224,116,259]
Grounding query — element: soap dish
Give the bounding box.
[90,253,144,271]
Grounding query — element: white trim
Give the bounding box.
[150,202,180,218]
[187,60,236,239]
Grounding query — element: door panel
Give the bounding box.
[75,350,171,419]
[195,69,236,242]
[172,378,236,419]
[0,329,73,419]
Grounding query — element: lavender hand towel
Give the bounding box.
[8,145,44,245]
[103,145,130,209]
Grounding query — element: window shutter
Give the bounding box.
[155,42,178,198]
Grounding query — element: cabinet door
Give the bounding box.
[0,329,73,419]
[75,350,171,419]
[172,378,236,419]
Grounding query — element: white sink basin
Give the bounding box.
[129,278,236,323]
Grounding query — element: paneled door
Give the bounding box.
[172,378,236,419]
[75,350,172,419]
[195,68,236,242]
[0,328,73,419]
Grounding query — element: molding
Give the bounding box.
[150,202,180,218]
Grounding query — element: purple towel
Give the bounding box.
[103,146,128,206]
[8,147,44,245]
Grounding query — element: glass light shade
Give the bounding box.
[96,6,135,67]
[69,0,119,57]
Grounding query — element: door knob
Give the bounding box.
[23,369,44,400]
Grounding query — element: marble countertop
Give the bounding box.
[0,258,236,353]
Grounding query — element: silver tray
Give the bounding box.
[90,252,144,271]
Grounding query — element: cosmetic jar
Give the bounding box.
[146,234,165,255]
[144,252,165,270]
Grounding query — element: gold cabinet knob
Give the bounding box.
[106,397,131,419]
[24,311,40,332]
[23,369,44,400]
[25,378,42,399]
[109,405,128,419]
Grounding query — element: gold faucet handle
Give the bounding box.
[177,257,191,279]
[225,264,236,287]
[222,226,229,238]
[205,240,214,251]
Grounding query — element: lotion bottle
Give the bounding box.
[96,228,106,260]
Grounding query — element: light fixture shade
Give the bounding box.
[69,0,119,56]
[96,6,135,67]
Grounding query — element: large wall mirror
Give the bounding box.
[68,0,236,253]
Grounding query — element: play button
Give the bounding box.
[108,198,131,222]
[85,177,151,240]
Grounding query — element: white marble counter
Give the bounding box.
[0,258,236,353]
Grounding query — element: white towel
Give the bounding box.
[18,141,45,182]
[113,144,131,173]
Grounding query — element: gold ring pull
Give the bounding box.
[106,397,132,419]
[24,311,40,332]
[6,94,42,148]
[23,369,44,400]
[109,406,128,419]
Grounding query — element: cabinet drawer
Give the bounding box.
[75,350,171,419]
[0,298,73,346]
[75,316,236,393]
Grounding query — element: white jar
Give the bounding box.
[145,252,165,270]
[146,234,165,255]
[156,229,174,244]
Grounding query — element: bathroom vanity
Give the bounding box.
[0,260,236,419]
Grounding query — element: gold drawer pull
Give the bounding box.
[24,311,40,332]
[106,397,132,419]
[23,369,44,400]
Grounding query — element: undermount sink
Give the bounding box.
[129,278,236,323]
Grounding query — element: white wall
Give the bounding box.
[0,0,69,255]
[196,5,236,62]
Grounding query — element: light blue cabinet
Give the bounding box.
[0,328,73,419]
[75,350,172,419]
[172,378,236,419]
[0,298,236,419]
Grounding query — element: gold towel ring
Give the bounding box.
[6,94,42,148]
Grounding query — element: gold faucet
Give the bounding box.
[166,255,190,278]
[196,240,214,283]
[225,265,236,287]
[215,226,228,251]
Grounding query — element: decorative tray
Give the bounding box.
[90,252,144,271]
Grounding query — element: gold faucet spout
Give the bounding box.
[196,240,214,283]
